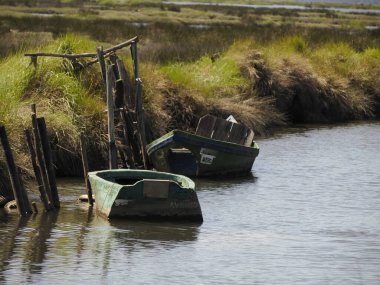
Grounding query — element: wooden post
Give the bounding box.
[116,58,134,109]
[121,110,141,167]
[106,65,118,169]
[118,110,135,169]
[110,62,120,80]
[130,41,139,80]
[130,41,139,109]
[0,125,32,216]
[96,46,107,86]
[135,79,149,169]
[115,79,125,108]
[79,133,93,206]
[130,41,149,168]
[37,117,60,208]
[31,104,53,208]
[25,129,50,211]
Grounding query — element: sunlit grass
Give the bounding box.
[161,54,248,98]
[0,34,106,171]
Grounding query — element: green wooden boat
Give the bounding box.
[147,115,260,177]
[88,169,203,222]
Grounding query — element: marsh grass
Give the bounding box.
[0,34,107,178]
[161,55,247,97]
[251,36,379,122]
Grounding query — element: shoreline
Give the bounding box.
[0,0,379,202]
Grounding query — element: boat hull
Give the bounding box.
[147,130,259,177]
[88,169,202,222]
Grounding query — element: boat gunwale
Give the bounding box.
[147,129,259,156]
[88,169,195,190]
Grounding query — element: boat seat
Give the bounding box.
[143,179,170,199]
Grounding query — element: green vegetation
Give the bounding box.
[0,35,106,177]
[0,1,379,191]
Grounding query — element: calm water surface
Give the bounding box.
[1,122,380,284]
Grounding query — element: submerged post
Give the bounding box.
[25,129,50,211]
[37,117,60,208]
[0,125,32,216]
[31,104,53,209]
[79,133,93,206]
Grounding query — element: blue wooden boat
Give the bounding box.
[147,115,259,177]
[88,169,203,222]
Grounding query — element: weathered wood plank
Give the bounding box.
[37,117,60,208]
[135,79,149,169]
[196,115,217,138]
[96,46,107,87]
[115,79,125,109]
[116,58,134,109]
[211,117,233,141]
[25,129,50,211]
[79,133,93,206]
[196,114,254,146]
[106,65,118,169]
[227,123,246,145]
[121,109,142,167]
[31,104,53,209]
[25,36,138,59]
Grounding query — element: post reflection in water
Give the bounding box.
[0,213,28,283]
[0,211,58,283]
[24,211,58,276]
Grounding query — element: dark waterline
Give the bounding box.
[1,122,380,284]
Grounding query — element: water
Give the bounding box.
[1,122,380,284]
[165,1,380,14]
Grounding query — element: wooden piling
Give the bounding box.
[116,58,134,108]
[115,79,125,109]
[118,110,135,169]
[130,41,139,108]
[0,125,32,216]
[79,133,93,206]
[135,79,149,169]
[37,117,60,208]
[110,63,120,80]
[25,129,50,211]
[106,65,118,169]
[131,41,139,80]
[96,46,107,86]
[31,104,53,208]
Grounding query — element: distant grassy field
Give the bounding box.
[1,1,379,59]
